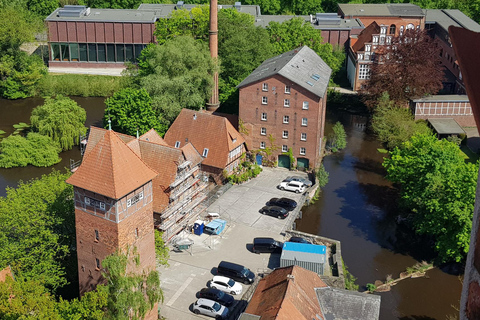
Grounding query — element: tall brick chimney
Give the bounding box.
[206,0,220,112]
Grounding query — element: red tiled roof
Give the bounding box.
[164,109,245,169]
[66,128,158,199]
[352,21,380,53]
[181,143,203,167]
[84,126,135,155]
[140,129,169,146]
[245,265,327,320]
[450,26,480,129]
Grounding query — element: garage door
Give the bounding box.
[297,158,309,170]
[278,155,290,168]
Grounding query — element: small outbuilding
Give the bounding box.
[427,118,466,140]
[280,242,327,275]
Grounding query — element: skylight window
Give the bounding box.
[202,148,209,157]
[306,81,314,86]
[311,74,320,81]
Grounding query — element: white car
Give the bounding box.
[278,181,306,193]
[193,298,229,319]
[210,276,243,295]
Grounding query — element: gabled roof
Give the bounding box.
[164,109,245,169]
[245,265,327,320]
[339,3,424,18]
[66,128,157,199]
[351,21,380,53]
[425,9,480,33]
[181,143,203,168]
[140,129,169,146]
[315,287,381,320]
[237,46,332,98]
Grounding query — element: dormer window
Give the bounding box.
[232,138,236,143]
[380,26,387,34]
[175,141,180,148]
[202,148,209,157]
[373,36,379,43]
[262,83,268,91]
[365,45,371,52]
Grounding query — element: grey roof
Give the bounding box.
[280,246,326,264]
[424,9,480,33]
[315,287,381,320]
[413,95,469,103]
[237,46,332,98]
[237,314,261,320]
[428,118,466,135]
[138,3,261,19]
[339,3,424,18]
[46,7,156,23]
[254,15,309,28]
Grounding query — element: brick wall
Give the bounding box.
[239,74,326,168]
[413,100,475,126]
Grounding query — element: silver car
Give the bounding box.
[283,175,312,187]
[193,298,229,319]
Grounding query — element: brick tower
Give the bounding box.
[66,129,158,318]
[206,0,220,111]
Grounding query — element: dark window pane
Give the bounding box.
[60,43,69,61]
[79,44,87,61]
[125,44,133,62]
[51,43,60,61]
[107,44,115,62]
[70,43,79,61]
[88,43,97,62]
[134,44,143,60]
[97,44,106,62]
[116,44,124,62]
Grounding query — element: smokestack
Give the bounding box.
[207,0,220,112]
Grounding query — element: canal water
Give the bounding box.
[0,98,462,318]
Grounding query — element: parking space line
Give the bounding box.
[166,275,194,306]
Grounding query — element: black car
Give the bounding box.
[259,206,289,219]
[253,237,283,254]
[268,197,298,211]
[288,236,312,244]
[217,261,256,284]
[198,288,235,306]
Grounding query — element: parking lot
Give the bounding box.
[159,167,310,320]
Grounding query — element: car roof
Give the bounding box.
[279,197,296,202]
[213,275,232,282]
[267,206,286,211]
[197,298,218,307]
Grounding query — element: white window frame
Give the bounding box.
[260,142,265,149]
[365,45,371,52]
[262,96,268,104]
[373,36,379,43]
[282,130,288,139]
[302,118,308,126]
[261,113,267,121]
[284,99,290,107]
[282,145,288,152]
[202,148,209,157]
[301,133,307,141]
[285,86,291,94]
[261,127,266,135]
[358,64,370,80]
[262,83,268,91]
[174,141,180,148]
[300,147,306,155]
[302,101,309,110]
[380,26,387,34]
[283,115,289,124]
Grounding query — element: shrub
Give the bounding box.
[366,283,377,293]
[35,74,123,97]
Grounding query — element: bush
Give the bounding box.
[227,162,262,184]
[366,283,377,293]
[35,74,123,97]
[315,163,329,188]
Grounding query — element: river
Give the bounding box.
[0,98,462,318]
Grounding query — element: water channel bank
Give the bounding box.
[0,97,464,318]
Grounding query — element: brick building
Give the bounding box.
[164,109,246,183]
[340,3,426,91]
[237,46,331,169]
[411,95,475,127]
[66,126,206,303]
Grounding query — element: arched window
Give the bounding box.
[389,24,396,35]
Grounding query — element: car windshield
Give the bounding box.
[227,279,235,287]
[213,302,222,312]
[217,291,225,298]
[241,268,249,276]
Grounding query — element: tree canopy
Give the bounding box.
[30,95,87,151]
[133,36,215,124]
[383,133,478,263]
[361,29,444,107]
[104,88,167,136]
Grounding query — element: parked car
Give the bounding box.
[268,197,298,211]
[198,288,235,306]
[283,176,312,187]
[253,237,283,254]
[278,181,306,193]
[217,261,255,284]
[287,236,312,244]
[193,298,229,319]
[259,206,289,219]
[210,276,243,295]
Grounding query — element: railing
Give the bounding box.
[162,183,207,219]
[170,166,199,188]
[70,159,82,172]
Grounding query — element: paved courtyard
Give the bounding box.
[158,167,310,320]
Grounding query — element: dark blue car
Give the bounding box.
[198,288,235,306]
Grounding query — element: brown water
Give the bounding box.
[0,97,106,197]
[296,111,462,319]
[0,98,463,318]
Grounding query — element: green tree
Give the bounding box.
[243,0,281,14]
[327,121,347,151]
[315,163,329,188]
[133,36,215,124]
[0,132,61,168]
[101,251,163,320]
[30,95,87,151]
[266,17,345,76]
[26,0,59,16]
[56,286,108,320]
[383,133,478,263]
[104,88,167,136]
[371,92,431,150]
[155,230,170,266]
[0,171,75,291]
